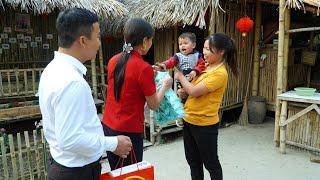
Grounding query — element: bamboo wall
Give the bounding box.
[259,47,309,106]
[154,28,174,63]
[209,1,255,108]
[286,105,320,152]
[0,8,58,69]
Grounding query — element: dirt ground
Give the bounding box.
[140,118,320,180]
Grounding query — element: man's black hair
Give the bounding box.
[56,8,98,48]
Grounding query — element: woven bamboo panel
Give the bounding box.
[286,105,320,152]
[154,29,174,63]
[301,50,317,66]
[259,48,309,106]
[310,81,320,91]
[259,48,278,105]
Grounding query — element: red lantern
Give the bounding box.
[236,16,254,48]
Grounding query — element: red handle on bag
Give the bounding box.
[115,148,140,175]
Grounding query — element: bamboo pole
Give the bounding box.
[252,1,262,96]
[0,137,9,179]
[91,57,98,98]
[24,131,34,180]
[280,101,288,153]
[275,27,320,34]
[41,130,48,179]
[307,32,314,87]
[99,46,105,86]
[275,0,286,146]
[9,135,18,179]
[283,8,291,91]
[33,130,41,179]
[173,26,178,92]
[17,133,25,180]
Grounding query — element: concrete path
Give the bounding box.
[142,119,320,180]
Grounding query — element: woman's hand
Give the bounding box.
[174,70,184,81]
[177,88,188,99]
[162,77,173,90]
[152,63,166,72]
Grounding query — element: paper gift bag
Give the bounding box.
[100,161,154,180]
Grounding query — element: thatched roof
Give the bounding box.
[103,0,224,36]
[262,0,320,14]
[0,0,128,18]
[285,0,320,10]
[125,0,223,29]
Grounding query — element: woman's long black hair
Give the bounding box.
[113,18,154,101]
[207,33,239,78]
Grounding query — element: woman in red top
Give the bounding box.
[102,18,172,170]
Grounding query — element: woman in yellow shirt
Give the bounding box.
[175,33,239,180]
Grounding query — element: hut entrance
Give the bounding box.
[259,3,320,109]
[178,25,208,55]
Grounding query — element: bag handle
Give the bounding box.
[115,148,140,175]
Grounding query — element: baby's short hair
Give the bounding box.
[179,32,196,43]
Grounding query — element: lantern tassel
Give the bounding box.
[242,37,245,48]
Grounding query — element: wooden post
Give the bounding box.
[252,1,262,96]
[91,57,98,98]
[274,0,286,146]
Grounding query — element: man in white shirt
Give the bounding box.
[38,8,132,180]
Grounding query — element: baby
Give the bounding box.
[154,32,205,81]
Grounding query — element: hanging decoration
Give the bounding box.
[236,16,254,48]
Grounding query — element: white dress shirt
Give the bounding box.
[38,51,117,167]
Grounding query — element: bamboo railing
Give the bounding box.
[0,68,44,98]
[0,129,49,180]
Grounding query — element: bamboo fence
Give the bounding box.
[286,104,320,153]
[0,129,49,180]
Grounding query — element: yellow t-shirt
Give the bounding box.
[184,64,228,126]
